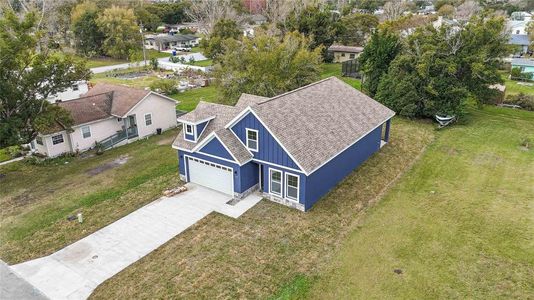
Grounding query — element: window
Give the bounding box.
[72,84,79,91]
[269,169,282,196]
[341,53,346,57]
[52,134,64,145]
[285,173,299,201]
[145,113,152,126]
[36,136,43,145]
[81,126,91,138]
[246,129,258,151]
[185,124,194,135]
[349,53,355,59]
[516,30,520,34]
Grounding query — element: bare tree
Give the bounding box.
[186,0,244,34]
[455,0,480,22]
[383,0,406,21]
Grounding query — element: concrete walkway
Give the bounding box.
[11,184,262,300]
[0,260,47,300]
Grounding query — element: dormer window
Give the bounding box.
[246,128,258,152]
[185,124,194,135]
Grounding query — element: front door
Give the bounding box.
[127,115,136,128]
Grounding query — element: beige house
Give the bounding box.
[328,45,364,63]
[33,84,178,157]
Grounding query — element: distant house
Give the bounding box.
[511,58,534,78]
[509,34,530,54]
[144,34,201,51]
[328,45,364,63]
[33,84,178,157]
[508,20,531,35]
[173,77,394,211]
[47,81,89,103]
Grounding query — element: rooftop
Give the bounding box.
[328,45,364,53]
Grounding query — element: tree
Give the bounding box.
[214,31,323,101]
[358,29,402,97]
[0,10,89,147]
[186,0,242,33]
[383,0,406,21]
[338,13,379,46]
[71,1,105,57]
[437,4,455,17]
[375,16,510,118]
[200,19,242,59]
[283,5,343,58]
[145,2,189,25]
[455,0,480,23]
[134,6,161,32]
[96,6,141,59]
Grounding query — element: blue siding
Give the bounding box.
[184,132,195,141]
[260,162,306,205]
[196,121,208,137]
[198,137,234,161]
[240,161,259,192]
[178,150,185,175]
[304,125,383,210]
[231,112,300,170]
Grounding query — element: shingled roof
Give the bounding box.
[173,77,394,173]
[57,92,113,125]
[83,83,150,117]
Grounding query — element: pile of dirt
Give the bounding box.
[86,155,130,175]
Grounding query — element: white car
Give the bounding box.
[174,47,191,52]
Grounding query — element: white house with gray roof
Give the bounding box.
[173,77,394,211]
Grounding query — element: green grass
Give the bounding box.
[503,76,534,96]
[0,130,181,264]
[185,58,213,67]
[0,148,10,163]
[84,57,127,68]
[321,63,361,90]
[286,106,534,299]
[172,85,219,111]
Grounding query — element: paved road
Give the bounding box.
[90,53,208,74]
[12,184,261,300]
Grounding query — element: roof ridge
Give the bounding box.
[57,91,113,104]
[257,77,337,105]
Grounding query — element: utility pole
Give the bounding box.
[140,22,147,68]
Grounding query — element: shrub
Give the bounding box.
[504,93,534,111]
[520,136,531,149]
[6,145,22,158]
[149,79,178,95]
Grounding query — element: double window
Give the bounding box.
[145,113,152,126]
[246,129,258,151]
[52,134,64,145]
[81,126,91,138]
[268,169,300,202]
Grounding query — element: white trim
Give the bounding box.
[252,158,304,174]
[184,123,194,135]
[284,172,300,202]
[268,168,283,197]
[197,150,241,165]
[229,127,254,156]
[190,132,246,165]
[191,131,216,152]
[245,128,259,152]
[183,123,196,142]
[81,125,91,139]
[51,133,64,145]
[144,113,153,126]
[183,154,235,196]
[224,107,307,173]
[177,116,215,125]
[306,115,395,175]
[197,120,210,139]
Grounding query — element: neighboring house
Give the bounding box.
[172,77,394,211]
[509,34,530,54]
[508,20,531,35]
[510,11,532,22]
[47,81,89,103]
[511,58,534,78]
[144,34,200,51]
[328,45,364,63]
[33,84,178,157]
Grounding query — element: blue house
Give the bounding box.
[172,77,395,211]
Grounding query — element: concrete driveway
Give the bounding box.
[11,184,262,300]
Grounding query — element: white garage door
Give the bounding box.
[187,157,234,196]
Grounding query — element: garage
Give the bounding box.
[187,157,234,196]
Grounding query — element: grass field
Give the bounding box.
[0,148,10,163]
[82,50,170,68]
[184,58,213,67]
[0,130,181,264]
[276,106,534,299]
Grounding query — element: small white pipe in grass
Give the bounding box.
[77,213,83,223]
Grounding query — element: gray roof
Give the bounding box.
[509,34,530,46]
[147,34,198,43]
[328,45,364,53]
[512,58,534,67]
[173,77,395,173]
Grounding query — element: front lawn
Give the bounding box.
[184,58,213,67]
[172,86,219,111]
[90,117,435,299]
[0,129,181,264]
[295,106,534,299]
[321,63,361,90]
[0,148,11,163]
[503,76,534,96]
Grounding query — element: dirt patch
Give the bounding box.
[86,155,130,176]
[157,135,176,146]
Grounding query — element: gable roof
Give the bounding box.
[328,45,364,53]
[236,93,269,108]
[174,77,394,173]
[57,92,113,125]
[82,83,150,117]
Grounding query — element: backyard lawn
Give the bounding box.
[286,106,534,299]
[0,129,181,264]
